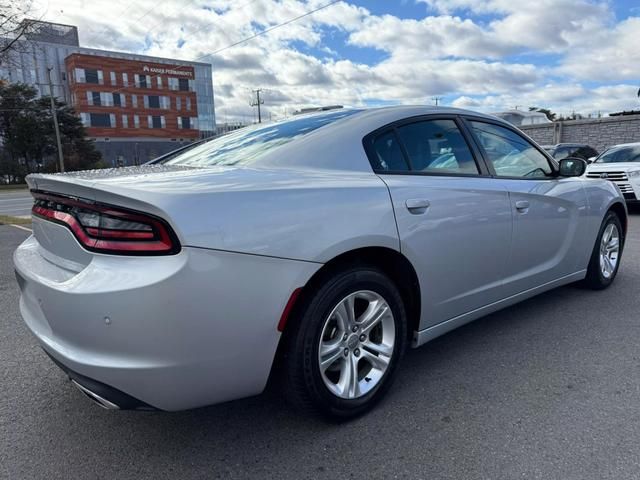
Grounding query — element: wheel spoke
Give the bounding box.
[362,340,393,358]
[361,349,390,372]
[334,295,356,331]
[338,355,359,398]
[603,255,613,276]
[607,238,619,252]
[359,301,389,335]
[603,224,613,244]
[319,342,343,371]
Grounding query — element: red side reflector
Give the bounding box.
[277,288,302,332]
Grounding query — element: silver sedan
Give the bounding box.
[14,106,626,419]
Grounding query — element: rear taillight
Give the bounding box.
[31,191,180,255]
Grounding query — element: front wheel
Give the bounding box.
[582,211,624,290]
[283,267,407,420]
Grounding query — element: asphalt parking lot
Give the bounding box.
[0,190,32,217]
[2,212,640,479]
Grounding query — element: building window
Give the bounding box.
[85,68,103,84]
[157,76,162,88]
[186,97,191,111]
[178,78,189,91]
[110,71,116,85]
[74,68,85,83]
[132,94,137,108]
[134,115,140,128]
[148,115,165,129]
[160,96,170,109]
[135,74,151,88]
[178,117,191,129]
[89,113,112,127]
[113,93,121,107]
[87,91,100,106]
[122,73,128,86]
[87,92,115,107]
[176,97,181,110]
[168,78,178,90]
[122,115,128,128]
[80,112,89,126]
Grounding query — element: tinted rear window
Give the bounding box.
[162,109,362,167]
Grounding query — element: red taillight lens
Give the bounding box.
[31,192,180,255]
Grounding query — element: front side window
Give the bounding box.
[470,121,553,178]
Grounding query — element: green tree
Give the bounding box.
[0,82,104,182]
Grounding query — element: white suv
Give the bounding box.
[586,142,640,204]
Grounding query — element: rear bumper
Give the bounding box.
[42,348,156,410]
[14,232,320,411]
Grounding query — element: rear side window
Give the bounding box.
[368,118,479,175]
[371,131,409,171]
[396,120,478,174]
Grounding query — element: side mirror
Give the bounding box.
[587,156,596,164]
[559,157,587,177]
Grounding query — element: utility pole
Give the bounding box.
[250,89,264,123]
[47,67,65,173]
[432,96,442,106]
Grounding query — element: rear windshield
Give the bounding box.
[162,109,362,167]
[596,145,640,163]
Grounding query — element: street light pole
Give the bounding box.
[47,67,65,173]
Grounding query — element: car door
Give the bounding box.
[465,118,589,295]
[364,116,513,329]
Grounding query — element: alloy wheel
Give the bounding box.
[599,223,620,279]
[317,290,395,399]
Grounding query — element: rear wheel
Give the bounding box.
[283,267,407,420]
[583,211,623,290]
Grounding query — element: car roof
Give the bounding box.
[250,105,518,172]
[604,142,640,149]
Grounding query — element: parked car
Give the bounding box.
[585,142,640,204]
[14,107,626,419]
[543,143,599,162]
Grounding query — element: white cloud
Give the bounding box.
[38,0,640,121]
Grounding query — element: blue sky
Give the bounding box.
[45,0,640,121]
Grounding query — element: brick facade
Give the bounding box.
[520,114,640,152]
[65,54,200,140]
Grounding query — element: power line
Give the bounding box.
[203,0,341,58]
[103,0,342,97]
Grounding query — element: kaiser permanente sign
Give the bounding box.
[142,65,193,77]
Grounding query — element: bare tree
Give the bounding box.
[0,0,36,65]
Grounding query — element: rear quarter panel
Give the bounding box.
[88,169,400,263]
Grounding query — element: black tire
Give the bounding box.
[582,211,624,290]
[283,266,407,420]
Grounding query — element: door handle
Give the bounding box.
[515,200,530,211]
[405,198,430,213]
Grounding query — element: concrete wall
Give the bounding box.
[519,114,640,153]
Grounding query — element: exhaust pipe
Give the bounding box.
[71,380,120,410]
